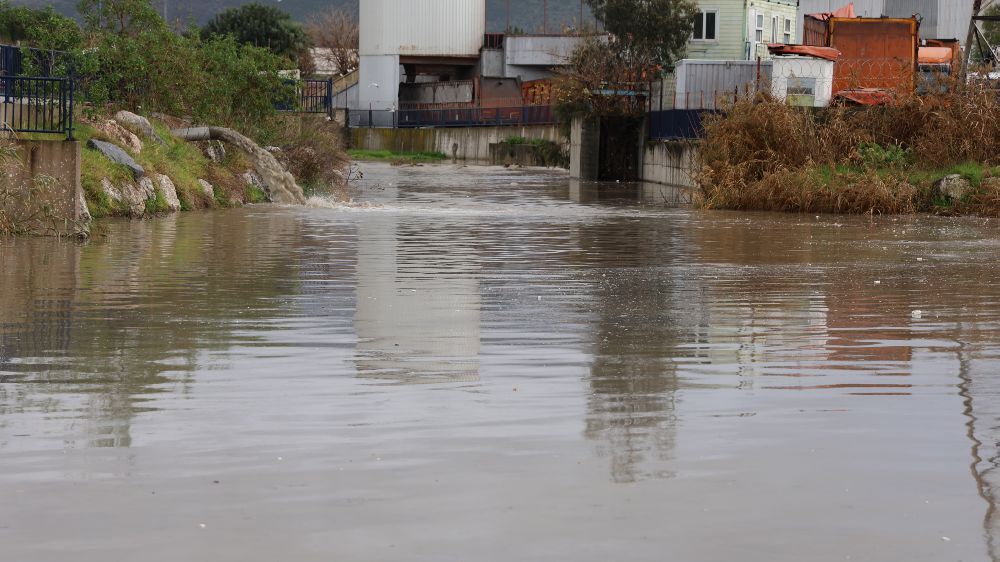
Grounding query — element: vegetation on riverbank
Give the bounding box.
[73,110,348,220]
[697,82,1000,216]
[2,0,350,229]
[75,115,250,218]
[501,136,569,168]
[347,149,448,165]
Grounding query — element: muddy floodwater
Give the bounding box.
[3,163,1000,561]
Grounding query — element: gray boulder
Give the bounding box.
[88,139,145,179]
[198,179,215,199]
[100,177,122,202]
[120,182,150,216]
[934,174,970,201]
[114,110,166,145]
[78,191,92,223]
[205,140,227,163]
[154,174,181,211]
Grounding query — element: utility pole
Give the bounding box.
[544,0,548,33]
[506,0,510,31]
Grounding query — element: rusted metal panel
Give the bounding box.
[802,16,919,96]
[827,18,919,94]
[803,15,830,47]
[478,76,523,107]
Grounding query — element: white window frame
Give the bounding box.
[755,13,765,43]
[783,17,793,43]
[692,9,720,42]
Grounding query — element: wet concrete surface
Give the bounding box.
[2,162,1000,560]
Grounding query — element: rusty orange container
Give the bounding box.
[804,16,919,96]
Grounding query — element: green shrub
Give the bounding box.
[856,142,910,169]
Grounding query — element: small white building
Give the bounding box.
[770,55,836,107]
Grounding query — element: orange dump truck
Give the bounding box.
[803,13,920,101]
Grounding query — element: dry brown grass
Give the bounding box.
[697,80,1000,215]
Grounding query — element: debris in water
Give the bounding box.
[941,537,951,542]
[911,310,923,318]
[199,523,207,529]
[874,280,881,285]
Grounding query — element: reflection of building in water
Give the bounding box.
[568,180,691,207]
[354,209,481,383]
[1,212,307,449]
[959,332,1000,561]
[575,219,699,483]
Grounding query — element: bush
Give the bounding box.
[277,118,349,193]
[697,81,1000,215]
[202,3,308,64]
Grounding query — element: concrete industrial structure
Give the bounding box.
[354,0,595,119]
[358,0,486,112]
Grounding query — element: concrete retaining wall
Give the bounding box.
[569,117,600,180]
[350,125,564,163]
[1,139,85,236]
[641,141,699,188]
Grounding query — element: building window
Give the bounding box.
[771,16,778,43]
[755,14,764,42]
[693,9,718,41]
[783,18,793,43]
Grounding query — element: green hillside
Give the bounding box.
[8,0,595,31]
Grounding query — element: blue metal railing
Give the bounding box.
[1,75,75,139]
[648,109,707,140]
[1,44,75,78]
[276,78,335,113]
[0,45,23,77]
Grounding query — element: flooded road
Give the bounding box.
[3,162,1000,561]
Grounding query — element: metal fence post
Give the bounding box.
[326,77,333,118]
[67,75,74,140]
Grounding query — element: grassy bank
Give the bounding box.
[75,117,259,218]
[73,111,346,219]
[348,149,447,165]
[697,85,1000,216]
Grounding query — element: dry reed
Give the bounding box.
[697,78,1000,215]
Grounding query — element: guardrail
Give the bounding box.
[1,75,75,139]
[350,104,556,128]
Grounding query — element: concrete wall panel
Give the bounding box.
[360,0,486,56]
[350,124,564,164]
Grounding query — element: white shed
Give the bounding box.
[770,55,836,107]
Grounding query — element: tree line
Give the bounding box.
[1,0,358,142]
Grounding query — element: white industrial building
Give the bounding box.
[358,0,487,111]
[350,0,596,126]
